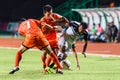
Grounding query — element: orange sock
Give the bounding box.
[49,52,62,69]
[45,56,51,67]
[41,55,46,68]
[15,51,23,67]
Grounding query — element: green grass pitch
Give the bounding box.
[0,47,120,80]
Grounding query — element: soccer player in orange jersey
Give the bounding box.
[9,19,63,74]
[40,4,69,73]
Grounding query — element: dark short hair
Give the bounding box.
[80,22,88,29]
[19,18,26,23]
[43,4,53,13]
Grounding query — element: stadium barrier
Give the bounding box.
[72,7,120,30]
[0,22,19,36]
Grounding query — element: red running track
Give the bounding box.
[0,38,120,55]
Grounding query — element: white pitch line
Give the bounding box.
[0,47,120,57]
[82,52,120,57]
[0,47,38,51]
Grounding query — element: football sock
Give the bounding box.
[49,62,55,68]
[41,55,46,68]
[45,56,51,67]
[49,52,62,69]
[15,51,22,67]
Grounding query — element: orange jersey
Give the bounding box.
[18,19,41,36]
[40,13,62,47]
[18,19,49,49]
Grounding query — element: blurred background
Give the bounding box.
[0,0,120,43]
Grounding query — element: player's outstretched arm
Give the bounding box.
[82,37,88,58]
[72,44,80,70]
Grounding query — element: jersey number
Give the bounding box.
[27,21,31,29]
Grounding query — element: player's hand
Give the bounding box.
[65,22,69,27]
[77,64,80,70]
[82,52,86,58]
[53,26,62,32]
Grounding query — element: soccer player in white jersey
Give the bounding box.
[58,21,88,70]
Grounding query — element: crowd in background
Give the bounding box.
[85,21,120,43]
[75,1,120,43]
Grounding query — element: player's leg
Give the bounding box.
[9,45,28,74]
[45,41,59,70]
[45,55,51,67]
[41,50,47,73]
[46,48,59,68]
[61,59,72,70]
[49,50,65,69]
[43,45,63,74]
[41,49,57,73]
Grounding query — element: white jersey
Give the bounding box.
[58,21,88,51]
[64,27,80,49]
[58,26,80,50]
[58,21,80,49]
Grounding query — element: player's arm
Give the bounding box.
[55,17,69,23]
[82,31,88,58]
[71,42,80,70]
[55,16,69,31]
[41,22,54,30]
[50,13,69,26]
[53,14,69,37]
[59,20,70,37]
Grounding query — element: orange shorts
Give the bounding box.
[23,33,49,49]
